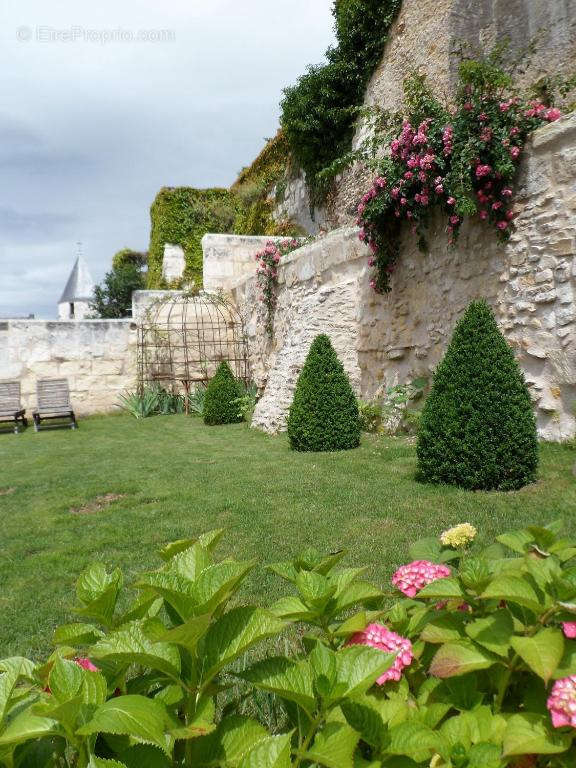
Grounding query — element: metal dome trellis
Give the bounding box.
[137,291,250,410]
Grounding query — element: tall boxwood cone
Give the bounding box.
[416,300,538,491]
[203,362,243,426]
[287,334,360,452]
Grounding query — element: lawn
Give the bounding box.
[0,413,574,660]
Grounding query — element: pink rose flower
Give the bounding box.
[475,164,492,179]
[447,197,456,206]
[548,676,576,728]
[374,176,387,188]
[510,146,521,160]
[449,215,460,225]
[479,210,488,220]
[392,560,451,598]
[497,221,508,231]
[546,108,562,122]
[347,623,413,684]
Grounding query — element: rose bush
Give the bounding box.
[356,56,565,293]
[2,520,576,766]
[255,239,301,335]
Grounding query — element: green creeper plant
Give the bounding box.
[203,362,244,426]
[416,300,538,491]
[287,335,361,452]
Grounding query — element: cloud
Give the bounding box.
[0,0,335,318]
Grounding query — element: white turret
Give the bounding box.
[58,244,95,320]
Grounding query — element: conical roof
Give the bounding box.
[59,255,95,303]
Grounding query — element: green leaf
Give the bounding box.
[201,607,285,684]
[480,574,543,612]
[296,571,336,611]
[119,743,172,768]
[313,550,347,575]
[429,642,497,678]
[341,698,386,749]
[75,564,123,627]
[153,614,211,651]
[91,619,181,677]
[409,537,442,563]
[497,530,534,554]
[88,758,127,768]
[420,614,465,644]
[416,578,463,600]
[48,658,84,701]
[135,571,196,621]
[387,721,443,762]
[238,733,292,768]
[333,612,369,637]
[267,562,299,584]
[238,657,316,715]
[332,581,383,613]
[53,623,105,646]
[305,719,359,768]
[191,561,255,615]
[503,713,571,756]
[269,596,313,621]
[0,710,61,747]
[468,742,503,768]
[0,658,34,724]
[511,628,564,683]
[334,645,394,699]
[465,610,514,657]
[77,695,170,755]
[169,543,212,581]
[188,715,268,766]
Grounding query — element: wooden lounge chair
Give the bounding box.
[33,378,78,431]
[0,381,27,434]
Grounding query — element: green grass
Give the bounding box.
[1,414,575,659]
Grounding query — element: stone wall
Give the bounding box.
[225,114,576,441]
[0,319,137,415]
[202,234,299,292]
[279,0,576,232]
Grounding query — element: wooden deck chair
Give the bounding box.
[0,381,27,434]
[33,378,77,431]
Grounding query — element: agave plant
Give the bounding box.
[188,384,207,416]
[118,388,160,418]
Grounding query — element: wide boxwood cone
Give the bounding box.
[203,361,243,426]
[416,300,538,491]
[288,334,360,452]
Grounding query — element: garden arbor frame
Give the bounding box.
[137,291,250,409]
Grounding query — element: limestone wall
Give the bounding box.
[227,114,576,442]
[0,319,137,415]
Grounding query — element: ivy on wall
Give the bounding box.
[280,0,402,200]
[147,134,303,289]
[147,187,237,289]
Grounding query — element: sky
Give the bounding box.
[0,1,335,319]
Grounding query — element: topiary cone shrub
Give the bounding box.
[203,361,243,426]
[287,334,360,452]
[416,300,539,491]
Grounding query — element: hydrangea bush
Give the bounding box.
[3,521,576,766]
[356,55,564,293]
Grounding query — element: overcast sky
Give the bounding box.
[0,1,335,319]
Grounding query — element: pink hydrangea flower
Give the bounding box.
[548,676,576,728]
[563,623,576,639]
[347,623,413,683]
[392,560,451,598]
[75,657,99,672]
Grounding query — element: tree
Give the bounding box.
[112,248,148,270]
[416,300,539,491]
[203,362,244,426]
[91,262,145,319]
[287,334,360,452]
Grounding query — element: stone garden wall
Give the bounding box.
[224,113,576,442]
[0,319,137,415]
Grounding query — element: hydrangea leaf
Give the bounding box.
[53,623,105,646]
[237,657,316,715]
[420,614,466,644]
[190,561,255,616]
[77,695,170,755]
[510,628,564,683]
[90,619,181,678]
[187,715,268,765]
[416,578,463,600]
[480,574,544,613]
[238,732,292,768]
[464,610,514,657]
[429,642,497,678]
[304,719,359,768]
[153,613,211,652]
[200,607,286,684]
[502,713,571,757]
[334,645,395,699]
[387,721,445,763]
[0,710,61,747]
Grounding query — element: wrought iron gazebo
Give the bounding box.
[137,291,250,409]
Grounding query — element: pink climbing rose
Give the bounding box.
[347,623,413,683]
[563,623,576,639]
[548,676,576,728]
[392,560,451,598]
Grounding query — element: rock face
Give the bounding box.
[162,244,186,283]
[220,114,576,442]
[279,0,576,234]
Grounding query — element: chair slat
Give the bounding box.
[36,378,71,409]
[0,381,21,411]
